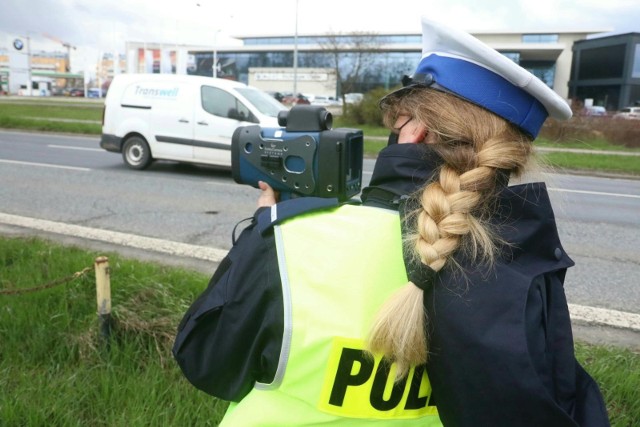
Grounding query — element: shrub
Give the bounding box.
[540,102,640,148]
[342,87,390,126]
[343,89,640,149]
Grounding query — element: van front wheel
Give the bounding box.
[122,136,152,170]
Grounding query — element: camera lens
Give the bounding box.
[321,110,333,130]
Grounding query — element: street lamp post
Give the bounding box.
[196,2,223,79]
[26,36,32,96]
[293,0,299,95]
[213,30,220,78]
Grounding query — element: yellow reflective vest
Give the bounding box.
[221,203,442,426]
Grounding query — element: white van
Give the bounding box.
[100,74,287,169]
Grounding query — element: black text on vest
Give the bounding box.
[328,347,434,410]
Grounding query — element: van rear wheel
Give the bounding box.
[122,136,152,170]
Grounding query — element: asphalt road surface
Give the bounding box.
[1,130,639,326]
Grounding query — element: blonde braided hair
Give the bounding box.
[368,88,534,378]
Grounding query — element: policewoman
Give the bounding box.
[173,17,610,426]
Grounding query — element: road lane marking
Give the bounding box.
[569,304,640,331]
[0,159,90,171]
[48,144,103,152]
[0,211,638,333]
[548,187,640,199]
[0,212,227,263]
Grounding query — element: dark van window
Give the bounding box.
[201,85,254,122]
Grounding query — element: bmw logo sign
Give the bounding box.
[13,39,24,51]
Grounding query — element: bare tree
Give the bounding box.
[318,31,383,113]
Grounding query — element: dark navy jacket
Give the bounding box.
[424,183,610,426]
[173,144,610,426]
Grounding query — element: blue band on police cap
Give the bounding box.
[414,54,548,138]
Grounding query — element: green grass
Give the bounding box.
[0,115,102,134]
[541,152,640,175]
[0,236,228,426]
[0,100,103,121]
[537,137,640,152]
[0,99,102,134]
[333,117,389,138]
[575,342,640,426]
[363,138,387,156]
[0,235,638,425]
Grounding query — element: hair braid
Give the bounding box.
[368,88,534,378]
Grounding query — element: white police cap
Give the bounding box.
[396,17,572,138]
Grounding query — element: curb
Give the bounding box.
[1,212,639,334]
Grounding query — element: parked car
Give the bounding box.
[267,91,285,102]
[581,105,607,117]
[311,95,340,107]
[87,88,102,98]
[281,93,310,106]
[344,93,364,104]
[68,88,84,97]
[613,106,640,120]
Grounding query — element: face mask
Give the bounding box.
[387,117,415,146]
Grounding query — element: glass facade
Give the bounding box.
[189,33,423,93]
[574,85,620,111]
[578,44,626,79]
[522,34,559,43]
[520,60,556,87]
[629,85,640,105]
[569,33,640,110]
[187,34,558,94]
[243,34,421,46]
[632,44,640,78]
[188,49,421,93]
[502,52,521,63]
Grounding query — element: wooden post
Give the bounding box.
[94,256,112,343]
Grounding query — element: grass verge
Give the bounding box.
[0,99,102,134]
[537,137,640,152]
[541,152,640,176]
[0,235,638,425]
[0,236,227,426]
[0,115,102,134]
[0,99,103,120]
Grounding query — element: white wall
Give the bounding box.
[248,67,337,97]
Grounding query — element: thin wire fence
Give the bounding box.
[1,257,112,341]
[0,266,93,295]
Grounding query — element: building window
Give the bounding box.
[501,52,521,64]
[632,44,640,78]
[522,34,559,43]
[579,44,626,79]
[520,60,556,88]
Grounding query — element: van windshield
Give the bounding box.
[236,88,287,117]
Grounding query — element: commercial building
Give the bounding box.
[96,52,127,92]
[569,32,640,111]
[0,37,122,95]
[0,45,85,95]
[4,28,617,103]
[125,29,605,102]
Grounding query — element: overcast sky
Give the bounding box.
[1,0,639,73]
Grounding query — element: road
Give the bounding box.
[0,130,257,251]
[1,130,639,321]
